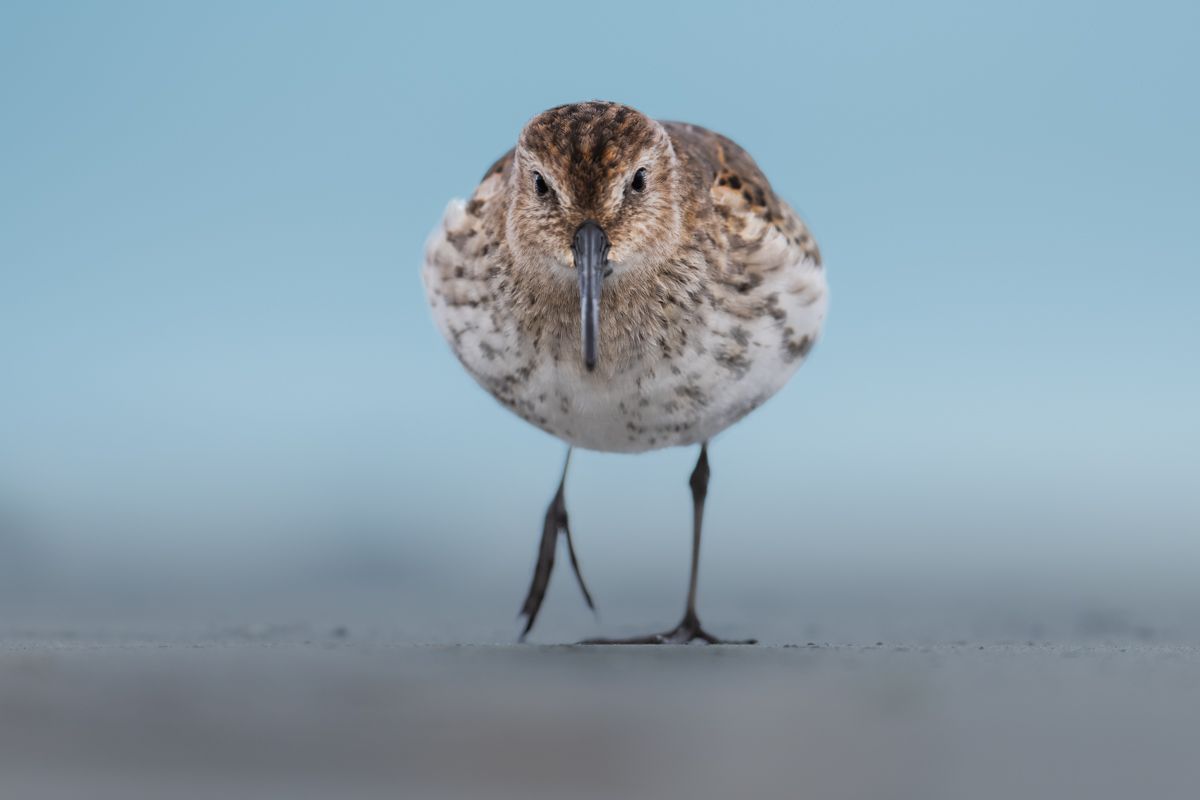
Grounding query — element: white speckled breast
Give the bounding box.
[423,200,828,454]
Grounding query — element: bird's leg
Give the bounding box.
[580,443,756,645]
[518,448,595,641]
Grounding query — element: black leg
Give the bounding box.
[580,443,756,645]
[518,448,595,641]
[683,442,709,621]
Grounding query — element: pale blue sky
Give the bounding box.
[1,1,1198,637]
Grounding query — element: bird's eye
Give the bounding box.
[533,171,549,196]
[630,168,647,193]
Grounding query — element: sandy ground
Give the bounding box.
[1,632,1198,800]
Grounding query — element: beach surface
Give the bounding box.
[2,632,1197,800]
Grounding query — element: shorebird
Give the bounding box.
[423,101,827,643]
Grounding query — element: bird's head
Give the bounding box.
[505,101,686,371]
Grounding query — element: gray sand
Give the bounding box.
[3,634,1198,800]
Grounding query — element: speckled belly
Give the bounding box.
[495,299,825,453]
[426,229,828,453]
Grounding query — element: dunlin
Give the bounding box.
[423,101,827,643]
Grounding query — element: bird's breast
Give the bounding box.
[437,284,825,454]
[424,198,828,453]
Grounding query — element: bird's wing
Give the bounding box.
[664,120,820,264]
[422,149,516,376]
[662,121,824,319]
[423,148,513,289]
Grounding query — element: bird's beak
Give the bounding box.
[572,220,610,371]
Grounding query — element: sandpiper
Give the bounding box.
[423,101,827,643]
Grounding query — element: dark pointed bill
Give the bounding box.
[571,220,610,371]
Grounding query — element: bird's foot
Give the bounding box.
[579,611,756,645]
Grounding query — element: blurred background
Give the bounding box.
[2,0,1198,644]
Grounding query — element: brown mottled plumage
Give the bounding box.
[423,101,827,642]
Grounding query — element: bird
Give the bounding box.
[422,101,827,644]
